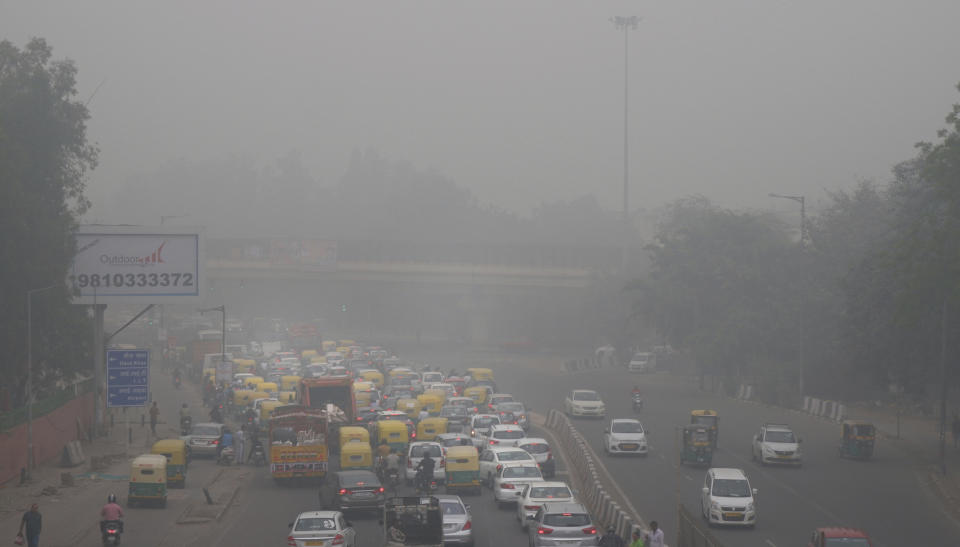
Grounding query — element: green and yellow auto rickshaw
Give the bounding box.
[128,454,167,507]
[416,417,448,442]
[679,425,713,466]
[374,420,410,453]
[151,439,188,488]
[444,445,480,495]
[690,410,719,448]
[839,420,875,460]
[340,441,373,471]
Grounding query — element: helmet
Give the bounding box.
[107,494,117,503]
[606,526,616,533]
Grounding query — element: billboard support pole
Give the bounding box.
[93,304,106,436]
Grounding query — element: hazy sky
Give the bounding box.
[4,1,960,219]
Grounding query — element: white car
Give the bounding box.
[427,383,457,399]
[751,423,802,466]
[628,352,655,372]
[479,447,537,486]
[421,371,445,385]
[493,463,544,507]
[515,481,575,528]
[485,393,515,412]
[405,442,446,483]
[564,390,606,418]
[516,438,556,478]
[286,510,357,547]
[484,424,527,448]
[469,414,502,447]
[603,419,649,456]
[700,468,757,527]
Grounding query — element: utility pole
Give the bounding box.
[611,15,640,272]
[940,298,948,476]
[769,193,807,398]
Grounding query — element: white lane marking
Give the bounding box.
[683,474,693,481]
[765,539,777,547]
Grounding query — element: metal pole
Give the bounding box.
[94,304,106,435]
[623,23,629,273]
[940,297,948,476]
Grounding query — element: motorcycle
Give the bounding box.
[173,375,182,389]
[414,470,437,494]
[217,445,235,466]
[101,520,122,546]
[385,468,401,490]
[250,441,266,466]
[632,393,644,413]
[180,415,192,436]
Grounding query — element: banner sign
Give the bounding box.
[106,349,150,407]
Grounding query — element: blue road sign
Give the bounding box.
[106,349,150,407]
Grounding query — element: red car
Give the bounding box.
[808,527,872,547]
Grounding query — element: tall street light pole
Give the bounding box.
[769,193,807,398]
[26,284,58,477]
[611,15,640,272]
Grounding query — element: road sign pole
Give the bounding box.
[93,304,105,436]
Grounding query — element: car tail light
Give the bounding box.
[501,483,515,489]
[287,535,297,546]
[462,520,472,531]
[440,458,445,467]
[537,527,553,535]
[377,487,385,493]
[212,439,220,445]
[547,451,553,460]
[582,527,597,535]
[107,528,117,533]
[331,534,344,545]
[489,440,497,445]
[524,505,540,511]
[338,488,348,495]
[407,459,414,468]
[496,464,502,472]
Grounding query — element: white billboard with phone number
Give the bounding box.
[71,226,204,303]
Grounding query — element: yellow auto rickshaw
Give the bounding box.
[260,400,286,424]
[374,420,410,453]
[336,346,351,356]
[259,382,279,397]
[247,391,271,407]
[417,393,444,417]
[466,367,494,382]
[388,367,410,381]
[128,454,167,507]
[338,339,356,348]
[244,376,265,390]
[839,420,875,460]
[340,441,373,471]
[396,398,422,420]
[340,425,371,446]
[233,358,257,374]
[310,355,328,364]
[233,389,259,407]
[151,439,188,488]
[690,410,719,448]
[464,386,488,406]
[322,340,337,353]
[301,349,319,361]
[280,375,302,391]
[423,389,448,405]
[277,390,298,404]
[417,417,448,441]
[359,370,385,389]
[444,445,480,495]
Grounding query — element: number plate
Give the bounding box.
[305,541,325,546]
[621,444,638,450]
[722,512,743,518]
[352,491,373,498]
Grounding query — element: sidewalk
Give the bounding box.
[0,374,206,547]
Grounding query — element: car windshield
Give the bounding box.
[824,539,870,547]
[712,479,751,497]
[498,451,531,462]
[441,437,470,446]
[765,430,796,443]
[543,513,590,527]
[494,430,525,439]
[529,486,571,498]
[439,501,466,515]
[519,443,549,454]
[573,392,599,401]
[491,396,513,403]
[410,445,442,458]
[192,425,220,436]
[498,403,524,412]
[503,466,541,478]
[295,518,337,531]
[693,415,717,426]
[612,422,644,434]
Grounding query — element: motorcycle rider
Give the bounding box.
[217,427,234,461]
[598,526,625,547]
[209,405,224,423]
[415,452,436,490]
[99,494,124,539]
[631,385,641,396]
[179,403,192,434]
[384,449,401,479]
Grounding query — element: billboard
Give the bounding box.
[71,225,204,304]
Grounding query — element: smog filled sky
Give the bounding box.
[4,1,960,218]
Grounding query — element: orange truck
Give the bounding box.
[268,405,328,483]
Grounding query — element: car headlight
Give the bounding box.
[710,501,721,510]
[762,446,773,454]
[746,502,755,511]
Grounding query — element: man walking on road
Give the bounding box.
[149,401,160,435]
[644,521,664,547]
[17,503,41,547]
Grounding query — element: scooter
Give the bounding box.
[180,415,192,436]
[385,468,401,490]
[632,393,644,413]
[250,441,266,466]
[101,520,122,546]
[217,445,235,466]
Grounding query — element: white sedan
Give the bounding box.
[515,481,574,528]
[286,510,357,547]
[492,463,544,507]
[564,389,606,418]
[479,447,537,487]
[603,418,649,456]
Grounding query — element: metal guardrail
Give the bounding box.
[676,504,726,547]
[0,378,93,432]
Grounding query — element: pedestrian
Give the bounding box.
[598,526,625,547]
[629,529,645,547]
[17,503,41,547]
[644,521,664,547]
[952,413,960,449]
[235,426,245,464]
[149,401,160,435]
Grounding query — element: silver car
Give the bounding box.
[286,511,357,547]
[182,422,225,457]
[436,494,473,546]
[527,502,599,547]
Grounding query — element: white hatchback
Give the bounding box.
[603,419,648,456]
[493,463,544,507]
[479,447,537,486]
[700,467,757,527]
[564,390,605,418]
[515,481,575,528]
[405,442,446,483]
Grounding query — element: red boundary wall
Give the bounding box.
[0,393,94,485]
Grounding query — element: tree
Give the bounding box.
[0,38,97,398]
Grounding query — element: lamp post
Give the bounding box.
[26,284,58,477]
[769,192,807,398]
[611,15,640,272]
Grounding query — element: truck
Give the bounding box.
[186,330,222,378]
[268,405,328,483]
[299,376,357,453]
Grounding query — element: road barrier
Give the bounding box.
[676,504,726,547]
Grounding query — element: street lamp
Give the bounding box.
[26,284,58,477]
[611,15,641,272]
[768,193,807,246]
[769,192,807,399]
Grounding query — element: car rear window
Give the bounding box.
[543,513,590,527]
[529,486,571,498]
[342,473,379,487]
[410,445,442,458]
[498,451,531,461]
[519,443,549,454]
[493,430,525,439]
[439,501,465,515]
[502,466,541,478]
[474,417,499,427]
[499,403,524,412]
[192,426,220,436]
[295,517,337,531]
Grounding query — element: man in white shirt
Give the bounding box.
[644,521,665,547]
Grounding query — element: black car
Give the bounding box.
[320,470,386,513]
